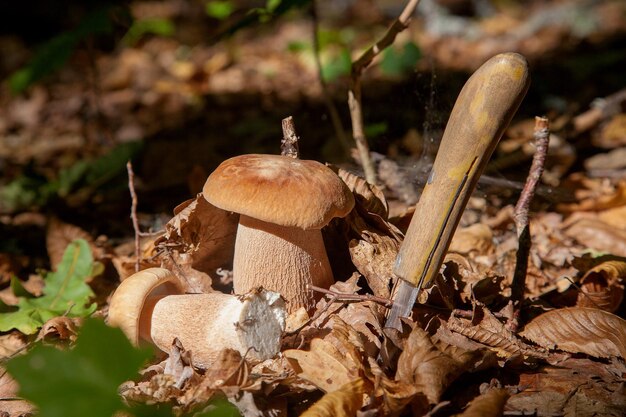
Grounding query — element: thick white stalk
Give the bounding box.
[233,215,334,312]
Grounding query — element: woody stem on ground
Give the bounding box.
[508,116,550,332]
[348,0,421,184]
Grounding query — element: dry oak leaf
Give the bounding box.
[520,307,626,359]
[395,326,481,405]
[454,387,509,417]
[336,167,389,218]
[300,378,367,417]
[576,259,625,312]
[156,194,238,292]
[446,307,548,360]
[448,223,494,256]
[46,217,101,269]
[284,318,365,393]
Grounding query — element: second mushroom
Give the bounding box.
[203,154,355,312]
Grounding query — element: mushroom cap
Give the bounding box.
[108,268,183,346]
[203,154,355,229]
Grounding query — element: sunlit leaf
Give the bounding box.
[0,239,96,334]
[520,307,626,358]
[206,1,234,20]
[300,379,366,417]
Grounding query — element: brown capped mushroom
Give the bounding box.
[108,268,286,368]
[203,154,355,312]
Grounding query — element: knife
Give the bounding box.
[385,53,530,330]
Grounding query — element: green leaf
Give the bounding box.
[122,17,175,46]
[380,41,421,76]
[6,319,151,417]
[205,1,234,20]
[0,239,96,334]
[364,122,388,138]
[321,48,352,81]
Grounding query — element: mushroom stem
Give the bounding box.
[233,215,334,312]
[151,290,286,368]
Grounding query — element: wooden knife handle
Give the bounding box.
[394,52,530,288]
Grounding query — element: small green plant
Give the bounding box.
[0,239,99,334]
[206,1,235,20]
[6,318,152,417]
[380,41,421,77]
[122,17,176,46]
[0,141,142,213]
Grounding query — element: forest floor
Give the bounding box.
[1,0,626,416]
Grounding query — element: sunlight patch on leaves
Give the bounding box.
[0,239,97,334]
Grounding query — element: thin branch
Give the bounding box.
[310,1,351,155]
[126,161,141,273]
[508,116,550,332]
[348,0,422,184]
[308,284,393,306]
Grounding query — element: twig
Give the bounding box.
[348,0,422,184]
[508,116,550,332]
[310,1,351,155]
[285,285,393,337]
[126,161,141,273]
[308,284,393,306]
[281,116,299,158]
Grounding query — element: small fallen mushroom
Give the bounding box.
[203,154,355,312]
[108,268,286,368]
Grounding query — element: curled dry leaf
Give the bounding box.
[300,378,366,417]
[520,307,626,359]
[335,167,388,218]
[446,307,548,360]
[349,230,398,299]
[37,316,81,344]
[576,259,625,312]
[454,388,509,417]
[395,326,482,404]
[156,194,239,292]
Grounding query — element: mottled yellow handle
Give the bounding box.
[386,53,530,328]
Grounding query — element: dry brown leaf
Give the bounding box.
[46,217,100,269]
[300,378,366,417]
[598,205,626,229]
[0,366,34,416]
[520,307,626,359]
[454,388,509,417]
[576,259,625,312]
[594,113,626,148]
[349,230,398,299]
[156,194,238,292]
[449,223,494,255]
[446,307,548,360]
[284,318,364,393]
[507,358,626,416]
[37,316,81,344]
[558,179,626,213]
[395,326,478,404]
[563,217,626,257]
[0,332,27,360]
[285,339,356,393]
[336,167,388,218]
